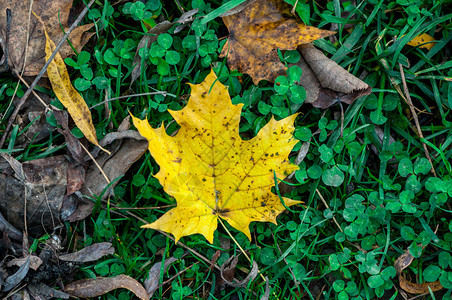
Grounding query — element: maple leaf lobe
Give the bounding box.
[133,69,300,243]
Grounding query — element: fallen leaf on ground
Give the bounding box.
[219,254,258,288]
[53,108,86,165]
[36,17,104,151]
[7,255,42,271]
[406,33,436,50]
[0,0,94,76]
[0,155,68,237]
[132,69,300,243]
[144,256,178,297]
[220,0,334,84]
[59,242,115,263]
[395,249,443,294]
[295,43,371,109]
[80,131,148,201]
[2,255,30,292]
[65,274,148,300]
[27,283,70,299]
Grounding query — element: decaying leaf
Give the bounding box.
[144,256,178,297]
[395,249,443,294]
[220,0,334,84]
[295,43,371,109]
[59,242,115,263]
[37,19,103,151]
[65,274,148,300]
[132,70,300,243]
[0,0,94,76]
[220,254,259,288]
[0,155,69,237]
[2,255,30,292]
[7,255,42,271]
[80,131,148,200]
[406,33,436,50]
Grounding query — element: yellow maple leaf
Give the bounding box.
[132,70,300,243]
[406,33,436,50]
[220,0,335,84]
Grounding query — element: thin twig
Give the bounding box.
[90,91,167,109]
[16,73,49,109]
[398,63,437,177]
[315,189,343,232]
[153,262,200,292]
[112,204,175,210]
[0,0,96,148]
[79,142,110,185]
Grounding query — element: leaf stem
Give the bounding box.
[217,218,267,282]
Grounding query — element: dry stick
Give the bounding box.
[79,142,111,185]
[90,91,167,109]
[315,189,343,232]
[0,0,96,149]
[16,73,49,109]
[158,230,222,272]
[112,204,175,210]
[398,63,437,177]
[153,262,201,293]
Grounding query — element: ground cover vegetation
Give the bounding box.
[0,0,452,299]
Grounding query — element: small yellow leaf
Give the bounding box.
[406,33,436,50]
[132,69,301,243]
[38,14,103,151]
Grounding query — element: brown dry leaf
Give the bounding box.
[144,256,178,297]
[295,43,371,109]
[7,255,42,271]
[219,255,258,288]
[65,274,148,300]
[53,108,86,165]
[2,255,30,292]
[0,155,68,237]
[59,242,115,263]
[220,0,334,84]
[0,0,94,76]
[80,131,148,200]
[27,283,70,299]
[395,249,443,294]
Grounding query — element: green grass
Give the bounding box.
[1,0,452,299]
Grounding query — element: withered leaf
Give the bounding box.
[395,249,443,294]
[7,255,42,271]
[2,255,30,292]
[220,0,334,84]
[295,43,371,109]
[59,242,114,263]
[144,256,178,296]
[220,255,259,288]
[0,0,94,76]
[0,155,68,237]
[65,274,148,300]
